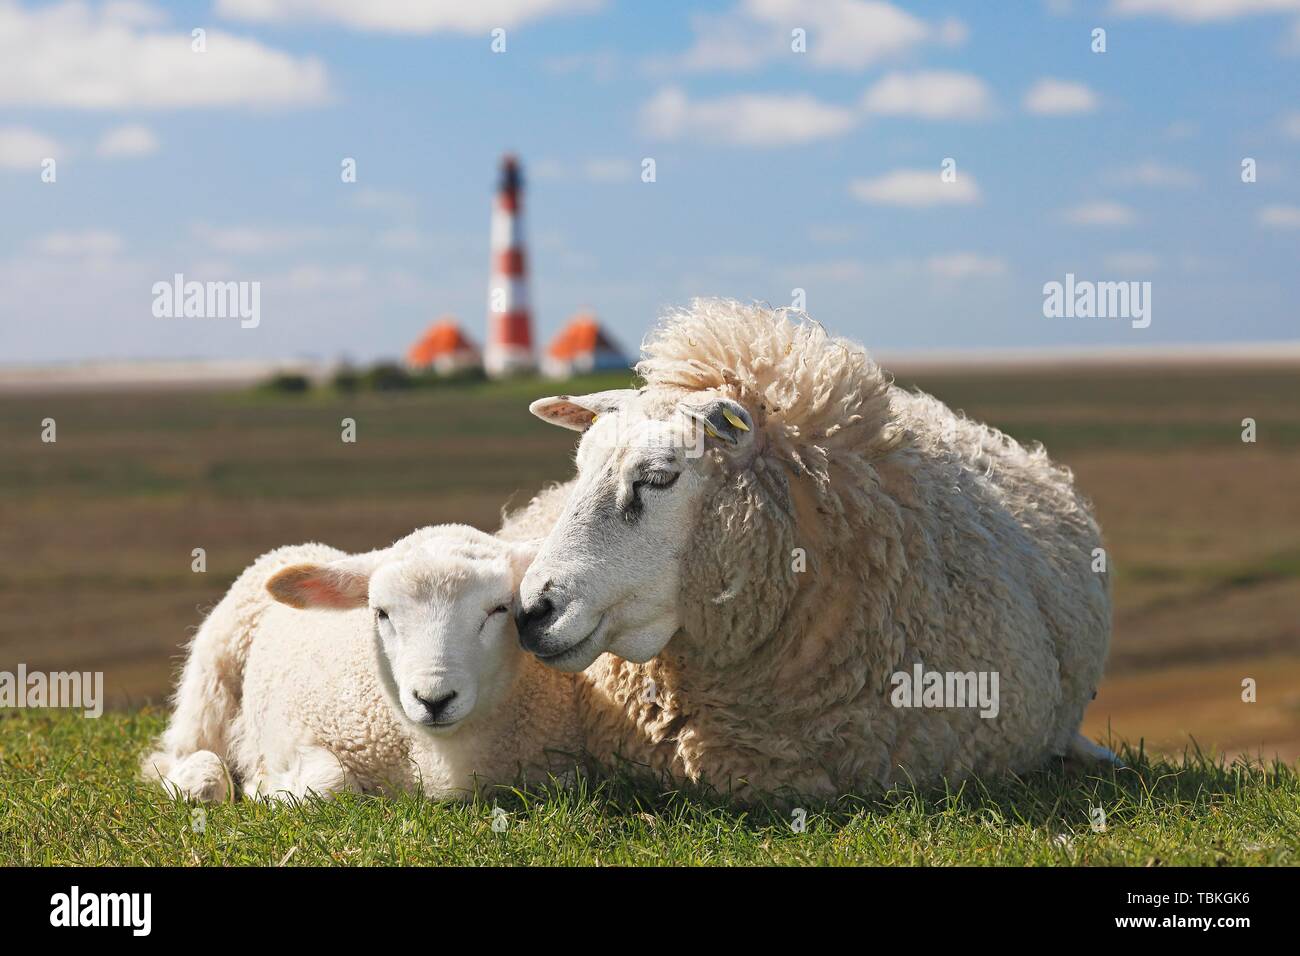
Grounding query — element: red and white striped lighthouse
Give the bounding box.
[484,154,535,377]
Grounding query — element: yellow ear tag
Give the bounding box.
[722,408,750,432]
[591,413,598,424]
[704,424,720,439]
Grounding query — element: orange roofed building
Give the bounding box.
[406,318,482,375]
[541,312,630,379]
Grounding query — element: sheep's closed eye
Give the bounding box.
[376,608,389,622]
[624,470,680,522]
[634,471,679,492]
[481,604,510,631]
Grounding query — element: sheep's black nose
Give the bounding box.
[414,690,458,723]
[515,597,555,652]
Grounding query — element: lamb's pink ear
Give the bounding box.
[529,389,637,432]
[267,555,378,610]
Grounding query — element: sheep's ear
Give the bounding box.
[678,398,754,448]
[267,556,377,610]
[529,389,637,432]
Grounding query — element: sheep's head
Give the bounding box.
[267,526,537,735]
[516,388,756,671]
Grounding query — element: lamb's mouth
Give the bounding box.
[534,613,608,668]
[411,712,465,732]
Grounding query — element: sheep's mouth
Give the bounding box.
[534,613,607,669]
[417,715,463,729]
[421,719,464,734]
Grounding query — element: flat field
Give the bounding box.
[1,363,1298,762]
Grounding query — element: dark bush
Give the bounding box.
[261,372,311,394]
[439,366,488,387]
[331,365,361,393]
[363,362,414,391]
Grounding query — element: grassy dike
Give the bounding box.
[1,709,1296,866]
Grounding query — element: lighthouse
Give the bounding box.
[484,154,536,377]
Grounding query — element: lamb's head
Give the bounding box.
[516,388,756,671]
[267,526,537,734]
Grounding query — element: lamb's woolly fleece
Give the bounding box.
[503,299,1111,799]
[144,527,579,801]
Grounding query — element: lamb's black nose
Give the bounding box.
[515,597,555,652]
[414,690,458,723]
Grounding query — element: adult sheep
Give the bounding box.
[506,299,1112,800]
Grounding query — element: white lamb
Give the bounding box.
[143,525,579,802]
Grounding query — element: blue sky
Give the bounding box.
[1,0,1298,364]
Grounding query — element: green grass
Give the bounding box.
[3,710,1296,866]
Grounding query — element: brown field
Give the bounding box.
[2,364,1298,762]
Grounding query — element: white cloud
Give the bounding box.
[778,259,866,283]
[186,258,239,277]
[662,0,966,73]
[807,224,857,243]
[347,187,416,214]
[96,124,159,158]
[925,253,1007,279]
[849,168,981,206]
[1284,18,1300,53]
[0,1,329,109]
[533,157,639,183]
[100,1,169,28]
[1107,160,1199,188]
[275,263,370,291]
[1258,204,1300,228]
[193,224,335,254]
[376,227,430,252]
[1023,78,1098,116]
[1103,251,1161,271]
[31,229,125,257]
[1163,120,1199,140]
[534,157,635,181]
[0,238,445,363]
[535,229,597,271]
[1109,0,1300,22]
[0,249,152,362]
[583,157,633,182]
[641,87,858,146]
[0,126,62,169]
[531,158,568,181]
[861,71,994,120]
[216,0,603,33]
[544,50,620,82]
[779,252,1006,284]
[1062,200,1137,226]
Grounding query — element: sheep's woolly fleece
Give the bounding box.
[504,298,1111,799]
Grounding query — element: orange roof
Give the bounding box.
[407,318,479,366]
[546,313,621,360]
